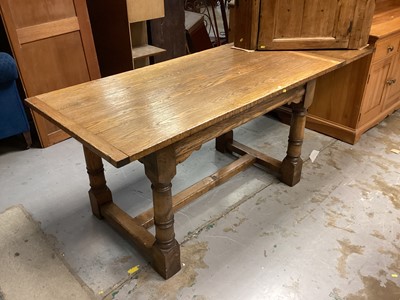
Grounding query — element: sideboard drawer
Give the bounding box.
[373,34,400,62]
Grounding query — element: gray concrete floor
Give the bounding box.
[0,111,399,299]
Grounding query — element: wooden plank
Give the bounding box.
[348,0,375,48]
[149,0,186,63]
[126,0,164,22]
[16,17,79,44]
[86,0,133,77]
[232,0,260,49]
[228,141,281,173]
[102,202,155,253]
[134,154,256,228]
[300,0,337,37]
[132,45,166,60]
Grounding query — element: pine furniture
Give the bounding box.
[281,0,400,144]
[233,0,375,50]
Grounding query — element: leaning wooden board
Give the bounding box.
[26,44,371,279]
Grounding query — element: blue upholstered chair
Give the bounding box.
[0,52,31,148]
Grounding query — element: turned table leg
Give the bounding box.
[83,146,113,219]
[280,102,306,186]
[142,146,181,279]
[280,80,315,186]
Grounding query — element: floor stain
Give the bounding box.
[128,241,209,300]
[326,154,342,170]
[325,209,355,234]
[378,244,400,274]
[113,255,132,265]
[373,177,400,210]
[370,230,386,240]
[336,239,364,278]
[345,275,400,300]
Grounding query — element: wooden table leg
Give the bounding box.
[142,146,181,279]
[216,130,233,154]
[280,102,306,186]
[83,146,113,219]
[280,80,315,186]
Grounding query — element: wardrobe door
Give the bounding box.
[0,0,100,147]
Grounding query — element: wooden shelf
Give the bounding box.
[132,44,166,60]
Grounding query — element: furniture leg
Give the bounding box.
[83,146,113,219]
[280,102,307,186]
[280,80,316,186]
[22,131,32,148]
[142,146,181,279]
[215,130,233,153]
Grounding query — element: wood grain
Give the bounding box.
[237,0,375,50]
[26,44,367,166]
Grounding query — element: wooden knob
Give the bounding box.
[388,45,395,52]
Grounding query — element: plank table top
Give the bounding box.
[26,44,371,167]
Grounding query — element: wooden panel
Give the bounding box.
[258,0,346,49]
[126,0,164,22]
[86,0,133,77]
[300,0,338,37]
[373,34,400,62]
[16,17,79,45]
[7,0,76,28]
[232,0,260,50]
[0,0,100,147]
[273,0,305,38]
[383,52,400,110]
[309,54,372,128]
[20,32,91,95]
[348,0,375,48]
[358,57,392,126]
[253,0,375,50]
[149,0,186,63]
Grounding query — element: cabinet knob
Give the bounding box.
[387,45,395,52]
[386,79,397,85]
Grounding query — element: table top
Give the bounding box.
[26,44,371,167]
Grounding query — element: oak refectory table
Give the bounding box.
[26,44,371,279]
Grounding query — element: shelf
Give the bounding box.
[132,44,166,60]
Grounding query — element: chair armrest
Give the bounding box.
[0,52,18,84]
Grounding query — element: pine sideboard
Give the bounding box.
[278,1,400,144]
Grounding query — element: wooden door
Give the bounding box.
[383,52,400,111]
[358,57,392,126]
[256,0,375,50]
[0,0,100,147]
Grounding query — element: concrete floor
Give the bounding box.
[0,111,399,299]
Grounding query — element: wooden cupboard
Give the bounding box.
[288,1,400,144]
[233,0,375,50]
[0,0,100,147]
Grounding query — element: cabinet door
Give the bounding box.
[358,57,392,126]
[0,0,100,147]
[257,0,375,50]
[382,52,400,112]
